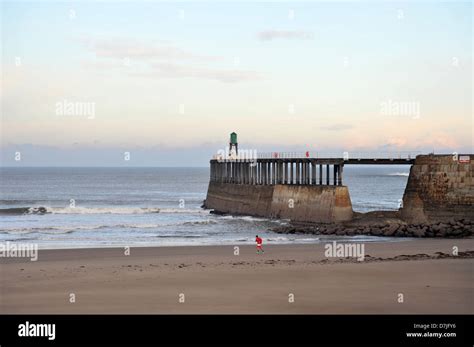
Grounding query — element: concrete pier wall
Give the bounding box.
[205,182,274,217]
[205,154,473,225]
[204,182,353,223]
[401,155,474,223]
[270,185,353,223]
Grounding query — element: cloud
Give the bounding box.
[139,62,264,83]
[321,124,354,131]
[77,36,220,62]
[257,30,314,41]
[384,137,409,147]
[81,60,128,70]
[77,36,262,83]
[416,132,458,149]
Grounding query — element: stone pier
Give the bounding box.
[205,154,473,225]
[401,154,474,223]
[206,158,352,223]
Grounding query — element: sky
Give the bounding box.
[1,0,472,166]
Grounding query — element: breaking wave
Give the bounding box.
[0,220,217,235]
[0,206,210,215]
[387,172,409,177]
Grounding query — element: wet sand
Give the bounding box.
[1,239,473,314]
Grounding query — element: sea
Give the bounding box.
[0,166,410,249]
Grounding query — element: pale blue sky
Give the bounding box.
[1,0,472,166]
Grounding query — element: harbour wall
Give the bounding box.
[401,154,474,223]
[204,154,473,225]
[204,182,353,223]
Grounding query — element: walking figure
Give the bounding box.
[256,235,264,254]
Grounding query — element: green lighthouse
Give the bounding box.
[229,132,238,156]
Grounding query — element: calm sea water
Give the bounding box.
[0,166,409,249]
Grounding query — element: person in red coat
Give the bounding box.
[255,235,264,254]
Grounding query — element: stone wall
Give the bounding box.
[270,185,353,223]
[205,182,274,217]
[205,154,473,225]
[401,154,474,223]
[204,182,353,223]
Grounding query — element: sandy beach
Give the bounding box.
[1,239,473,314]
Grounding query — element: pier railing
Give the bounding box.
[210,159,345,186]
[212,151,423,161]
[210,151,421,186]
[254,151,423,160]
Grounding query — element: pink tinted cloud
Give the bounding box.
[77,36,221,62]
[140,62,264,83]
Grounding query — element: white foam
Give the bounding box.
[387,172,409,177]
[28,206,210,215]
[1,220,216,234]
[218,215,270,222]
